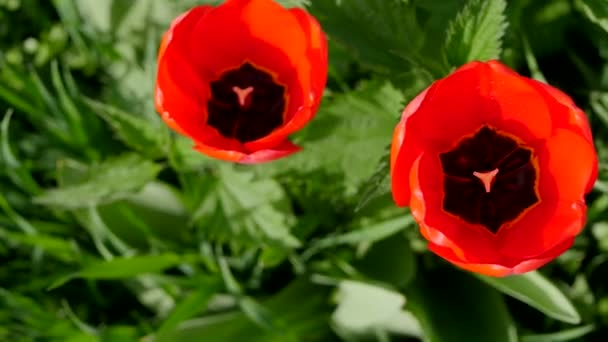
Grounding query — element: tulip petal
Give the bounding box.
[189,0,309,111]
[528,79,593,142]
[538,128,598,202]
[290,7,328,111]
[156,45,214,141]
[411,62,498,149]
[194,138,300,164]
[499,199,585,259]
[510,238,574,274]
[527,80,598,193]
[487,60,552,141]
[390,87,430,206]
[156,6,214,140]
[158,6,212,66]
[429,236,574,277]
[243,107,312,151]
[410,153,503,264]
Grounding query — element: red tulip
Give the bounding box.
[391,60,598,277]
[155,0,327,163]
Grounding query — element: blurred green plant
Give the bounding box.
[0,0,607,341]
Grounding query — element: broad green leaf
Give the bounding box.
[477,271,581,324]
[444,0,507,67]
[521,324,595,342]
[355,231,416,288]
[254,80,405,195]
[157,278,223,335]
[49,253,182,289]
[191,164,300,249]
[575,0,608,33]
[408,269,517,342]
[84,98,167,158]
[34,154,162,209]
[332,280,422,339]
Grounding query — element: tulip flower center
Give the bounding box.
[439,126,539,233]
[207,62,286,143]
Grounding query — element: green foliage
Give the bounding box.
[0,0,607,341]
[444,0,508,67]
[575,0,608,33]
[478,272,582,324]
[33,154,162,209]
[408,269,518,342]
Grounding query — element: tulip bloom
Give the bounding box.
[391,60,598,277]
[155,0,327,163]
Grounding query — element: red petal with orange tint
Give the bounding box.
[391,88,430,207]
[409,153,504,264]
[538,129,598,202]
[156,1,327,164]
[486,60,552,142]
[194,138,300,163]
[408,61,499,149]
[499,200,586,259]
[391,60,598,276]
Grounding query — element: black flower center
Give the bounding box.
[439,126,539,233]
[207,62,286,143]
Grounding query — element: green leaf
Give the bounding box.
[157,278,223,335]
[155,279,332,342]
[521,324,595,342]
[191,164,300,249]
[477,271,581,324]
[332,280,422,339]
[254,80,404,195]
[355,231,416,288]
[444,0,507,67]
[0,109,40,194]
[0,230,79,263]
[309,0,433,77]
[409,269,517,342]
[34,154,162,209]
[575,0,608,33]
[49,253,182,289]
[84,98,167,158]
[303,215,415,260]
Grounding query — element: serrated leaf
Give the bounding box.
[84,98,167,158]
[49,254,182,289]
[34,154,162,209]
[575,0,608,33]
[310,0,431,77]
[191,164,300,249]
[444,0,507,67]
[477,271,581,324]
[253,80,404,195]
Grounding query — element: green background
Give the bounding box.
[0,0,607,341]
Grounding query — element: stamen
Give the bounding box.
[232,86,254,107]
[473,169,499,193]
